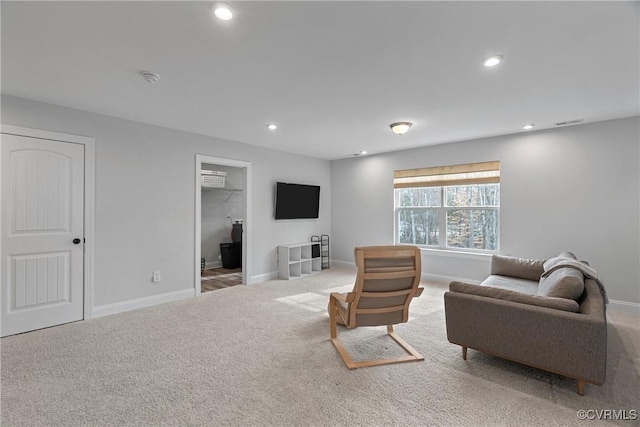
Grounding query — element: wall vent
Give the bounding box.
[555,119,584,126]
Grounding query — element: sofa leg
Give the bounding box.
[462,346,467,360]
[577,380,585,396]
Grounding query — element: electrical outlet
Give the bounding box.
[152,271,161,283]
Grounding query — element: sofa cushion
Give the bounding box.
[450,281,580,312]
[482,275,538,295]
[490,255,544,281]
[538,267,585,300]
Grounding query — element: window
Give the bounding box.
[394,161,500,252]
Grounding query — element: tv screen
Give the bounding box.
[275,182,320,220]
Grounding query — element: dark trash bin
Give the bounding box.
[220,242,242,269]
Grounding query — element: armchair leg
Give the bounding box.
[329,300,337,339]
[386,325,424,361]
[331,324,424,369]
[462,346,467,360]
[577,380,585,396]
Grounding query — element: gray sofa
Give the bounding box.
[444,252,607,395]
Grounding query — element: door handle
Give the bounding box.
[73,238,81,244]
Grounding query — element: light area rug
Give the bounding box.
[1,267,639,427]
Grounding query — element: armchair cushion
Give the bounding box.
[490,255,544,281]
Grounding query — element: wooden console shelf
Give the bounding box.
[278,242,322,280]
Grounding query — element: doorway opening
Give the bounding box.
[195,155,251,295]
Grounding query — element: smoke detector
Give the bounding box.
[140,71,160,83]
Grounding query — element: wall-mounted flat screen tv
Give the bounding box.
[275,182,320,220]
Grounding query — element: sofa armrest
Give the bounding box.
[449,281,579,312]
[444,290,607,385]
[491,255,544,281]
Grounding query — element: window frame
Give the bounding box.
[394,185,500,253]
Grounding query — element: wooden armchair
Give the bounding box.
[328,245,424,369]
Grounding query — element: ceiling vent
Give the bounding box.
[555,119,584,126]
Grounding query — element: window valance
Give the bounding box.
[393,161,500,188]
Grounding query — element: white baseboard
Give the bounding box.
[330,259,356,269]
[422,276,640,314]
[90,276,639,318]
[422,272,482,286]
[249,271,279,284]
[93,288,195,318]
[251,263,356,284]
[204,261,222,269]
[607,299,640,314]
[329,261,478,285]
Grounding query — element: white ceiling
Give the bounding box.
[2,1,638,160]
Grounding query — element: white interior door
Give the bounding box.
[1,134,85,336]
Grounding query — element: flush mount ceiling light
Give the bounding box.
[140,71,160,83]
[212,3,234,21]
[523,124,535,130]
[390,122,412,136]
[483,55,503,67]
[267,124,277,130]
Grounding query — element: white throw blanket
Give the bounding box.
[542,257,608,304]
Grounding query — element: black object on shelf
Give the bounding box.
[311,244,320,258]
[232,222,243,243]
[311,234,330,269]
[220,242,242,269]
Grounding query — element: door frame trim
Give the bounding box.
[195,155,252,294]
[0,124,96,320]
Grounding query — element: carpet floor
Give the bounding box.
[1,267,638,426]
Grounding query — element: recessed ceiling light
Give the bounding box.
[390,122,412,135]
[483,55,503,67]
[523,124,535,130]
[359,150,367,155]
[267,124,277,130]
[212,3,234,21]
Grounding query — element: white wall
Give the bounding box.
[331,117,640,305]
[1,95,331,306]
[4,94,637,308]
[201,164,244,268]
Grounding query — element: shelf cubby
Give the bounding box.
[278,241,322,280]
